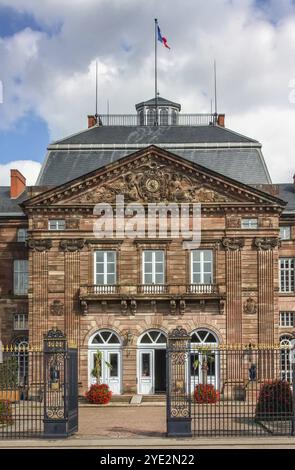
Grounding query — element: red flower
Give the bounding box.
[85,384,112,405]
[194,384,219,404]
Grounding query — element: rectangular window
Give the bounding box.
[143,250,165,285]
[14,260,29,295]
[280,312,295,327]
[191,250,213,285]
[241,218,258,229]
[94,251,116,285]
[14,314,28,330]
[17,228,28,242]
[48,219,66,231]
[280,226,291,240]
[280,258,295,293]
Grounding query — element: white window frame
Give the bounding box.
[94,251,116,285]
[14,314,28,330]
[142,250,165,285]
[279,312,295,328]
[48,219,66,231]
[17,228,28,243]
[241,218,258,229]
[191,250,213,285]
[280,226,291,240]
[280,258,295,293]
[14,260,29,295]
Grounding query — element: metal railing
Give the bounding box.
[98,113,217,127]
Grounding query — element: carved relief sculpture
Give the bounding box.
[26,238,52,252]
[243,297,257,315]
[50,300,64,316]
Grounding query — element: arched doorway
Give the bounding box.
[280,334,292,382]
[137,330,167,395]
[88,329,122,394]
[190,329,219,390]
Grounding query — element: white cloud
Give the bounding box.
[0,0,295,182]
[0,160,41,185]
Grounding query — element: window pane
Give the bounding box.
[140,333,152,344]
[155,251,164,262]
[92,334,103,344]
[109,353,118,377]
[155,273,164,284]
[192,273,201,284]
[96,252,104,263]
[141,353,151,377]
[107,251,115,263]
[96,263,104,274]
[144,273,153,284]
[144,251,153,262]
[96,274,104,284]
[107,273,115,284]
[108,333,120,344]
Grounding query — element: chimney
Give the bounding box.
[10,169,26,199]
[88,115,97,128]
[293,174,295,185]
[217,114,225,127]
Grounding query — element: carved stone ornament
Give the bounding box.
[219,299,226,315]
[226,217,241,229]
[66,218,80,230]
[80,300,88,316]
[130,299,137,315]
[59,239,85,252]
[179,300,186,315]
[70,157,231,205]
[170,299,177,315]
[254,237,280,251]
[50,300,64,316]
[26,238,52,252]
[168,326,189,339]
[243,297,257,315]
[120,300,128,315]
[222,237,245,251]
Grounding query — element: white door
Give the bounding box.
[190,350,218,392]
[138,350,153,394]
[89,350,121,395]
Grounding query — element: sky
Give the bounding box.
[0,0,295,186]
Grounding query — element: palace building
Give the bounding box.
[0,96,295,395]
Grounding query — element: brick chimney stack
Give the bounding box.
[88,115,97,128]
[217,114,225,127]
[10,169,26,199]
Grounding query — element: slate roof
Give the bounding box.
[51,124,259,146]
[0,187,28,215]
[37,148,271,187]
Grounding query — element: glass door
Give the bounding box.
[138,350,153,394]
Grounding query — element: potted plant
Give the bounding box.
[0,357,20,402]
[85,351,112,405]
[194,383,220,404]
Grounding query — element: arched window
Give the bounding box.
[147,109,155,126]
[280,334,292,382]
[139,330,167,346]
[190,329,219,388]
[171,110,178,125]
[13,337,29,386]
[90,330,121,346]
[160,108,168,126]
[191,329,218,345]
[139,110,144,126]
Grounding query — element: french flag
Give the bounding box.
[157,25,170,50]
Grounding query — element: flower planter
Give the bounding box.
[85,384,112,405]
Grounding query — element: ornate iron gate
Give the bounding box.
[167,327,295,437]
[0,328,78,439]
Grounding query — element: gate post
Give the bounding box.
[43,327,76,438]
[166,327,192,438]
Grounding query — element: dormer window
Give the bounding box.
[135,96,181,126]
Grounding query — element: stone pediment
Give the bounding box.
[67,158,231,204]
[23,146,286,208]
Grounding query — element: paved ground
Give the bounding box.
[78,405,166,438]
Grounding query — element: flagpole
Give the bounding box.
[154,18,158,126]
